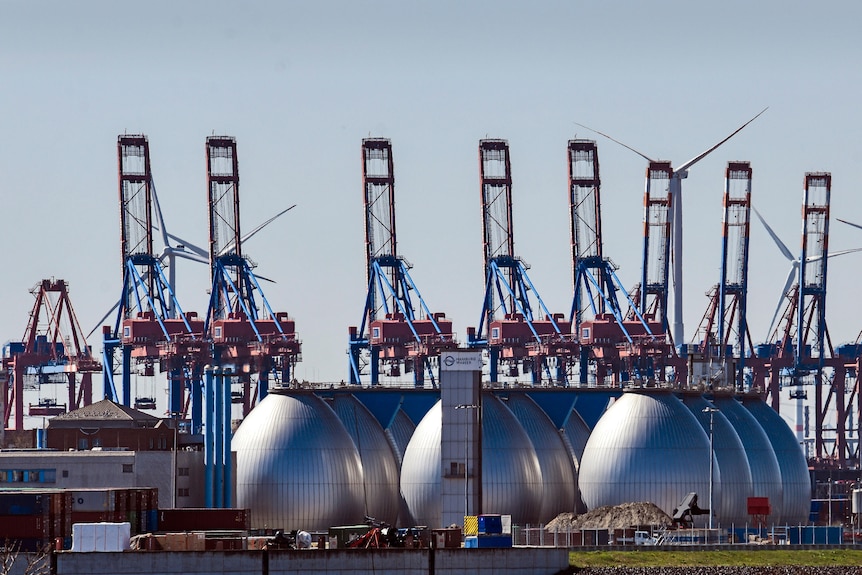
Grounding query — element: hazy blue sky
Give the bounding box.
[2,1,860,421]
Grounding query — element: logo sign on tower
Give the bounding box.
[440,351,482,372]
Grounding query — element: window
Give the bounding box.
[62,470,69,478]
[123,326,131,338]
[491,327,500,340]
[0,469,55,483]
[122,464,134,473]
[372,327,380,339]
[78,438,88,450]
[581,327,591,339]
[178,467,189,477]
[177,488,190,498]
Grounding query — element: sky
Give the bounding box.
[1,1,861,427]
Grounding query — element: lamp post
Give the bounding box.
[455,403,479,520]
[703,406,719,531]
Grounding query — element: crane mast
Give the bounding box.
[640,162,674,336]
[691,162,754,390]
[204,136,301,412]
[468,139,575,385]
[348,139,455,386]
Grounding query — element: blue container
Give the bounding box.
[788,526,843,545]
[0,493,43,515]
[465,535,512,548]
[478,514,502,535]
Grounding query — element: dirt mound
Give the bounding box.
[546,502,672,531]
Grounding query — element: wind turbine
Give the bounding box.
[753,207,862,341]
[150,178,209,318]
[89,188,296,337]
[575,108,767,346]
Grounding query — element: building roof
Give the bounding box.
[48,398,161,428]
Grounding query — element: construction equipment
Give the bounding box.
[671,492,710,528]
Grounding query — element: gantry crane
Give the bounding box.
[104,135,205,411]
[567,140,660,386]
[466,139,577,385]
[2,279,101,429]
[348,139,456,386]
[203,135,301,417]
[758,173,850,466]
[690,162,755,391]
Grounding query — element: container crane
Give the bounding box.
[2,279,101,429]
[689,162,756,391]
[567,140,660,386]
[104,135,205,411]
[756,173,850,466]
[347,138,456,386]
[576,109,766,347]
[203,136,301,416]
[466,139,576,385]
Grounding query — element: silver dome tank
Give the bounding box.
[232,392,364,530]
[579,389,720,524]
[400,394,543,528]
[502,393,577,522]
[680,392,753,525]
[560,407,592,513]
[386,407,416,465]
[329,394,401,525]
[711,394,784,523]
[740,395,810,524]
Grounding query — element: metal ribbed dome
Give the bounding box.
[561,405,592,513]
[503,394,577,522]
[681,392,753,525]
[740,395,810,524]
[233,392,364,530]
[386,407,416,465]
[712,394,784,523]
[329,394,401,525]
[579,389,720,523]
[400,394,543,528]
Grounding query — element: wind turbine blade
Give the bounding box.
[811,246,862,261]
[752,206,795,262]
[837,218,862,232]
[87,299,121,339]
[241,205,296,245]
[674,107,768,173]
[218,205,296,257]
[172,250,210,265]
[766,266,797,341]
[166,232,208,258]
[573,122,655,163]
[150,177,171,248]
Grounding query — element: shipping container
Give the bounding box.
[0,492,44,515]
[156,508,250,532]
[0,514,43,538]
[71,490,116,512]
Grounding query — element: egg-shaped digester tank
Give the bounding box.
[329,394,401,525]
[740,394,810,525]
[560,406,592,513]
[680,392,753,525]
[579,389,720,524]
[711,394,784,523]
[502,393,577,522]
[232,391,364,530]
[399,394,543,528]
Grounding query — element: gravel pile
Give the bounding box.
[546,502,672,531]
